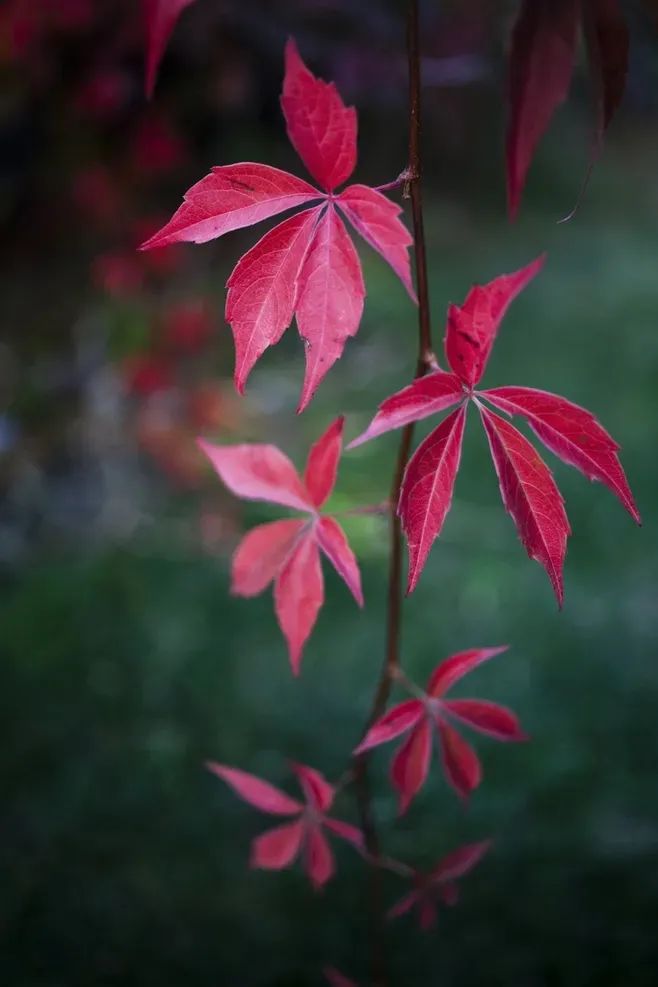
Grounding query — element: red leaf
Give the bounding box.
[197,439,312,513]
[348,371,464,449]
[304,824,335,889]
[445,699,528,741]
[354,699,424,755]
[436,721,481,798]
[226,208,320,394]
[479,406,570,605]
[398,405,467,594]
[143,0,196,99]
[290,763,334,812]
[583,0,629,143]
[206,763,302,815]
[323,818,365,850]
[303,416,344,508]
[231,520,305,597]
[430,839,492,884]
[140,164,319,249]
[391,719,432,814]
[427,646,509,698]
[337,184,415,298]
[444,257,544,388]
[281,38,357,192]
[387,890,418,922]
[274,532,324,674]
[482,385,640,523]
[295,205,365,412]
[250,819,304,870]
[316,517,364,607]
[506,0,579,218]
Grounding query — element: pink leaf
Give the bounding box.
[140,164,320,249]
[303,416,344,508]
[398,405,467,594]
[387,890,419,922]
[281,39,357,192]
[226,208,320,393]
[445,699,528,741]
[323,818,365,850]
[391,719,432,814]
[482,386,640,523]
[316,517,364,607]
[250,819,304,870]
[304,824,335,889]
[290,763,334,812]
[348,371,465,449]
[295,205,365,412]
[206,763,302,815]
[506,0,579,218]
[479,406,570,605]
[197,439,312,512]
[354,699,424,755]
[444,257,544,388]
[427,646,509,698]
[274,532,324,674]
[430,839,492,884]
[231,519,305,598]
[337,184,415,299]
[583,0,629,144]
[436,721,481,798]
[143,0,196,99]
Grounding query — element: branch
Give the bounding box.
[353,0,434,983]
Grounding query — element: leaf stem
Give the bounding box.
[353,0,434,983]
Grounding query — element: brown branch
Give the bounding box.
[353,1,434,984]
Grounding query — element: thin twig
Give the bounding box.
[353,1,434,983]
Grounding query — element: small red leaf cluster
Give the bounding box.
[350,255,640,602]
[206,761,362,889]
[198,417,362,673]
[507,0,629,216]
[142,40,414,411]
[356,647,526,809]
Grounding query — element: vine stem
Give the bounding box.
[353,0,434,983]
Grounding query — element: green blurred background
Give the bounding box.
[1,1,657,985]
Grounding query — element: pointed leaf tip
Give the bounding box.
[444,255,545,387]
[281,38,357,192]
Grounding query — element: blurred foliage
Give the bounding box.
[2,1,658,985]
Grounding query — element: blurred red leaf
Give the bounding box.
[355,647,525,807]
[198,417,363,673]
[207,760,363,889]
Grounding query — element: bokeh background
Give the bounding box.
[2,1,658,984]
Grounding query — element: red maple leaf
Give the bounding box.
[507,0,628,217]
[355,647,525,808]
[198,416,363,673]
[388,840,491,930]
[349,255,640,603]
[206,761,363,889]
[141,39,415,411]
[142,0,197,99]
